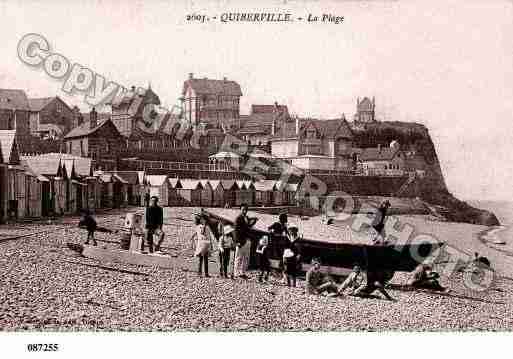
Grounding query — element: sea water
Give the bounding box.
[469,200,513,247]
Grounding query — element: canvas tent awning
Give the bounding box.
[254,180,276,191]
[209,151,241,159]
[180,179,203,190]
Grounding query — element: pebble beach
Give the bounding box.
[1,207,513,331]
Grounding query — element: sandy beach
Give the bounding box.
[1,207,513,331]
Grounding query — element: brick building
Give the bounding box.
[270,115,355,171]
[0,89,31,140]
[28,96,75,138]
[63,108,122,166]
[237,103,289,146]
[181,73,242,129]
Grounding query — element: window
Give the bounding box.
[56,102,63,113]
[80,140,84,156]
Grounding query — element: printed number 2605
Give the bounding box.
[27,344,59,352]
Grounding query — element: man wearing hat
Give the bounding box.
[371,200,391,245]
[234,203,257,279]
[144,195,163,253]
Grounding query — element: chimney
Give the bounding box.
[189,73,194,80]
[90,107,98,129]
[223,76,227,81]
[295,116,299,135]
[357,97,360,106]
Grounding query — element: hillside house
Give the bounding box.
[270,116,355,171]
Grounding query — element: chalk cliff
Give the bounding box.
[353,121,500,226]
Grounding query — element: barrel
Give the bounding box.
[120,230,131,250]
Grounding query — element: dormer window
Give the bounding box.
[306,128,316,139]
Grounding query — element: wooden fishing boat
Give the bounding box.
[67,242,178,269]
[201,209,445,277]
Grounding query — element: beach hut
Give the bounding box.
[177,179,202,206]
[209,180,223,207]
[113,171,141,206]
[21,155,64,216]
[146,175,169,206]
[220,180,238,208]
[167,178,182,206]
[199,180,213,207]
[273,180,288,206]
[235,180,253,207]
[23,166,43,218]
[244,180,256,206]
[96,172,114,208]
[254,180,275,206]
[285,183,299,206]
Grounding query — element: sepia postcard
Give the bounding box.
[1,0,513,356]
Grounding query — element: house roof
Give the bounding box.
[112,171,140,185]
[243,180,255,189]
[168,178,181,188]
[0,89,30,111]
[209,180,221,190]
[64,118,117,139]
[359,147,400,161]
[183,78,242,96]
[21,156,61,176]
[199,179,212,189]
[272,118,353,140]
[146,175,168,186]
[27,153,92,177]
[99,173,113,183]
[274,180,299,192]
[61,159,75,178]
[237,113,275,135]
[254,180,276,191]
[209,151,241,159]
[220,180,238,190]
[0,130,19,164]
[358,97,374,110]
[235,180,247,190]
[28,97,54,112]
[35,124,64,136]
[251,104,289,115]
[180,179,203,190]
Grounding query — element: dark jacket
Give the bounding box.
[268,221,288,236]
[79,214,97,232]
[256,244,270,271]
[145,205,163,230]
[283,255,298,275]
[372,207,387,233]
[234,214,255,246]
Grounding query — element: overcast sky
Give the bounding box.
[1,0,512,201]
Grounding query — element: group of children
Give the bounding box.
[190,210,302,286]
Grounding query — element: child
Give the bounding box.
[256,236,271,283]
[283,248,297,287]
[190,214,214,277]
[79,209,97,246]
[217,224,235,278]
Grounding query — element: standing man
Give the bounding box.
[144,191,151,208]
[234,203,257,279]
[144,196,163,254]
[371,200,391,244]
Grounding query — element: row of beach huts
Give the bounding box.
[0,133,300,222]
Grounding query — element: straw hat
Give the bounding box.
[283,248,294,258]
[223,225,235,235]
